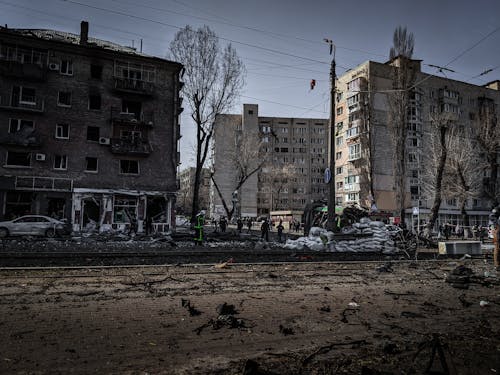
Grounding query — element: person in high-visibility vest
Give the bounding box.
[194,211,205,246]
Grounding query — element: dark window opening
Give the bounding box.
[85,157,98,172]
[9,119,34,133]
[6,151,31,166]
[91,64,103,79]
[248,110,253,115]
[87,126,100,142]
[58,91,71,106]
[89,94,101,110]
[120,160,139,174]
[121,100,142,119]
[5,192,33,219]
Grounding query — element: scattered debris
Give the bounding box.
[446,265,474,289]
[181,299,202,316]
[214,257,234,269]
[318,305,331,312]
[480,300,490,307]
[194,314,248,335]
[279,325,294,336]
[323,286,331,291]
[401,311,425,319]
[216,302,238,315]
[458,294,473,307]
[376,263,393,273]
[348,302,360,309]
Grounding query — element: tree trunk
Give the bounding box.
[210,175,234,221]
[460,199,470,239]
[424,126,448,237]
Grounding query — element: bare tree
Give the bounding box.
[443,127,485,237]
[262,163,298,212]
[421,112,456,237]
[210,133,266,220]
[386,26,415,224]
[169,25,245,222]
[474,98,500,206]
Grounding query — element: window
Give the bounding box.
[55,123,69,139]
[346,127,359,138]
[446,198,457,207]
[90,64,103,79]
[6,151,31,167]
[248,110,254,115]
[89,94,101,110]
[336,136,343,146]
[58,91,71,107]
[54,155,68,170]
[336,107,343,115]
[17,87,36,104]
[60,60,73,75]
[9,119,33,133]
[348,143,361,160]
[346,192,359,202]
[120,130,142,141]
[87,126,100,142]
[336,181,343,189]
[120,160,139,175]
[336,151,342,160]
[336,167,343,175]
[85,157,98,172]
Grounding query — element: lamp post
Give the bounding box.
[326,41,337,231]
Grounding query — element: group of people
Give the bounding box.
[438,223,487,242]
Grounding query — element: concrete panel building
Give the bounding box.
[335,57,500,227]
[0,22,183,233]
[210,104,328,219]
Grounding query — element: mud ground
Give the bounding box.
[0,260,499,374]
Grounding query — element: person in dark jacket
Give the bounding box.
[261,219,270,241]
[277,220,284,243]
[237,218,243,233]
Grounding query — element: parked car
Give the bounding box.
[0,215,70,238]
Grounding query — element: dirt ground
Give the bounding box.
[0,259,499,374]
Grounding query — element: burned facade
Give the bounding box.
[0,22,183,233]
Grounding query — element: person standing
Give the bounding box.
[237,218,243,233]
[194,211,205,246]
[277,220,284,243]
[247,218,252,233]
[261,219,270,242]
[219,216,227,233]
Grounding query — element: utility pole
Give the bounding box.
[326,40,337,231]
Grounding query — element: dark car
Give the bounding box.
[0,215,70,238]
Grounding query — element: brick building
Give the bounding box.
[0,22,183,233]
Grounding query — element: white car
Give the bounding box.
[0,215,69,238]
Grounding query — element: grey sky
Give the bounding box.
[2,0,500,167]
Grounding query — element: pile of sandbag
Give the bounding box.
[284,217,396,254]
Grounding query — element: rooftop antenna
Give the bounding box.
[140,39,143,53]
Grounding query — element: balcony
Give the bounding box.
[344,182,360,192]
[110,107,154,127]
[0,60,47,81]
[0,95,45,113]
[110,137,151,156]
[0,128,41,148]
[114,77,155,96]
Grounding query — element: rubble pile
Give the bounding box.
[284,218,396,254]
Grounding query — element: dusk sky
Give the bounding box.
[2,0,500,167]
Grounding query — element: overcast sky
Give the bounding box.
[2,0,500,167]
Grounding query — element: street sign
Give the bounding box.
[324,167,331,183]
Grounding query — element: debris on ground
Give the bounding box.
[480,300,490,307]
[376,262,393,273]
[181,299,202,316]
[214,257,234,269]
[445,265,474,289]
[279,325,294,336]
[216,302,238,315]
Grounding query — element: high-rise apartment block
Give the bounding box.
[0,22,183,232]
[211,104,328,219]
[335,57,499,226]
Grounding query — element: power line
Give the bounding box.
[240,95,327,114]
[58,0,331,66]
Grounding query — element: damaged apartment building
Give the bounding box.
[0,22,183,233]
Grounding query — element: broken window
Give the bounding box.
[9,119,34,133]
[57,91,71,107]
[5,192,33,219]
[60,60,73,75]
[89,94,101,110]
[12,86,36,105]
[113,196,137,223]
[85,157,98,172]
[90,64,103,79]
[6,151,31,167]
[121,100,142,119]
[87,126,100,142]
[53,155,68,170]
[120,160,139,175]
[55,124,69,139]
